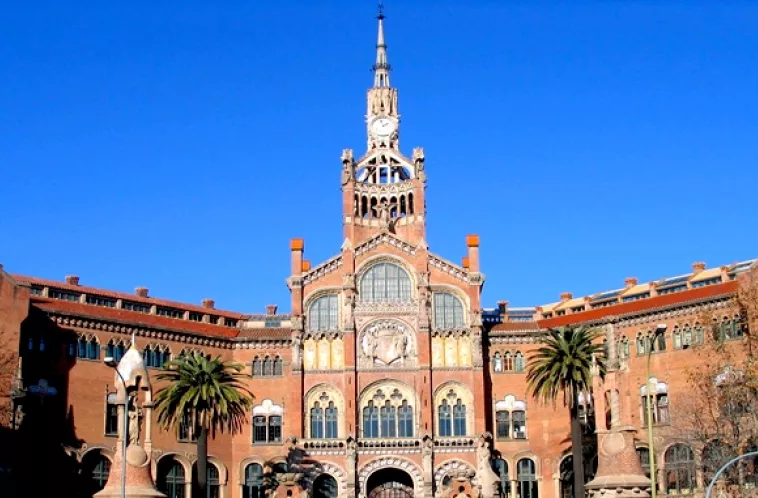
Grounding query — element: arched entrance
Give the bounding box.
[367,468,414,498]
[313,473,338,498]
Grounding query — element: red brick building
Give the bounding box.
[0,10,755,498]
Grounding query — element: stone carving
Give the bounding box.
[458,336,471,366]
[304,339,316,370]
[341,149,354,185]
[127,396,142,446]
[431,337,444,367]
[475,433,500,498]
[331,338,344,369]
[413,147,425,182]
[343,292,355,329]
[377,199,397,232]
[445,337,458,366]
[472,335,483,368]
[318,338,331,370]
[359,321,416,367]
[291,333,302,371]
[290,315,304,331]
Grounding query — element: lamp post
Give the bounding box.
[646,324,667,498]
[105,356,128,498]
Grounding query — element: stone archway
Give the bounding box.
[366,467,415,498]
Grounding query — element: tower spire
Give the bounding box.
[373,2,391,88]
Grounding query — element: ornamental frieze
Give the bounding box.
[354,233,417,257]
[427,255,469,283]
[303,255,343,285]
[354,299,419,315]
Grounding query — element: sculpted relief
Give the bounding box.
[432,334,472,368]
[359,320,417,368]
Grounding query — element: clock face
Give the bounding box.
[371,117,396,137]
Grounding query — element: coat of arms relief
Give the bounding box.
[359,320,417,368]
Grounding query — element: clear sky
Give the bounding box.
[1,1,756,313]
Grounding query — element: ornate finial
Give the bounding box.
[377,1,385,20]
[130,331,137,350]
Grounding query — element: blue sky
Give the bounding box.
[1,1,756,313]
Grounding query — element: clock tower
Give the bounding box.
[341,5,427,247]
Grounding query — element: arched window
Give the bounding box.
[273,357,283,376]
[363,401,379,438]
[82,452,111,496]
[641,380,670,425]
[504,352,514,372]
[398,400,413,438]
[87,336,100,360]
[309,295,339,331]
[359,263,412,302]
[493,352,503,373]
[243,463,264,498]
[495,396,528,440]
[514,352,525,372]
[702,440,739,485]
[636,447,651,479]
[433,293,465,329]
[193,462,220,498]
[491,458,509,498]
[310,402,324,439]
[617,336,629,359]
[252,358,262,377]
[78,335,88,358]
[262,357,272,376]
[158,458,186,498]
[380,401,397,438]
[452,399,467,436]
[313,473,339,498]
[664,444,695,494]
[517,459,537,498]
[322,402,337,439]
[438,400,452,437]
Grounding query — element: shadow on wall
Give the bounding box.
[4,307,85,497]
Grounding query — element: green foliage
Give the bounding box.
[526,326,606,408]
[153,352,253,437]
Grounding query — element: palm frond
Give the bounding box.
[154,351,254,438]
[526,326,606,408]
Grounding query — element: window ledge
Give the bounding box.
[104,433,117,438]
[251,442,284,447]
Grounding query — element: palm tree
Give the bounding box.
[154,352,253,497]
[526,326,606,498]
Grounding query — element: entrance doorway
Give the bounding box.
[367,468,414,498]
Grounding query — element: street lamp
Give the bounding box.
[646,324,667,498]
[104,356,128,498]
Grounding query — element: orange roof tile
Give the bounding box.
[32,298,239,339]
[14,274,245,318]
[538,280,737,329]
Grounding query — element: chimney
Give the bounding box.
[135,287,149,298]
[202,298,215,309]
[719,266,729,283]
[465,235,480,272]
[497,300,508,321]
[302,260,311,272]
[65,275,80,286]
[625,277,638,289]
[290,238,304,276]
[462,256,470,269]
[692,262,706,274]
[560,292,573,303]
[266,304,278,316]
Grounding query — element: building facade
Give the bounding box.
[0,10,755,498]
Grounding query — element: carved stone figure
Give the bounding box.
[128,397,141,445]
[445,336,458,367]
[431,337,444,367]
[318,338,331,370]
[472,335,484,368]
[377,199,395,231]
[476,433,501,498]
[413,147,426,181]
[304,339,316,370]
[291,333,302,371]
[331,338,344,369]
[458,336,471,367]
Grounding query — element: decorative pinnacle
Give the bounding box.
[372,1,391,84]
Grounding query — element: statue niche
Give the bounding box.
[359,320,417,368]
